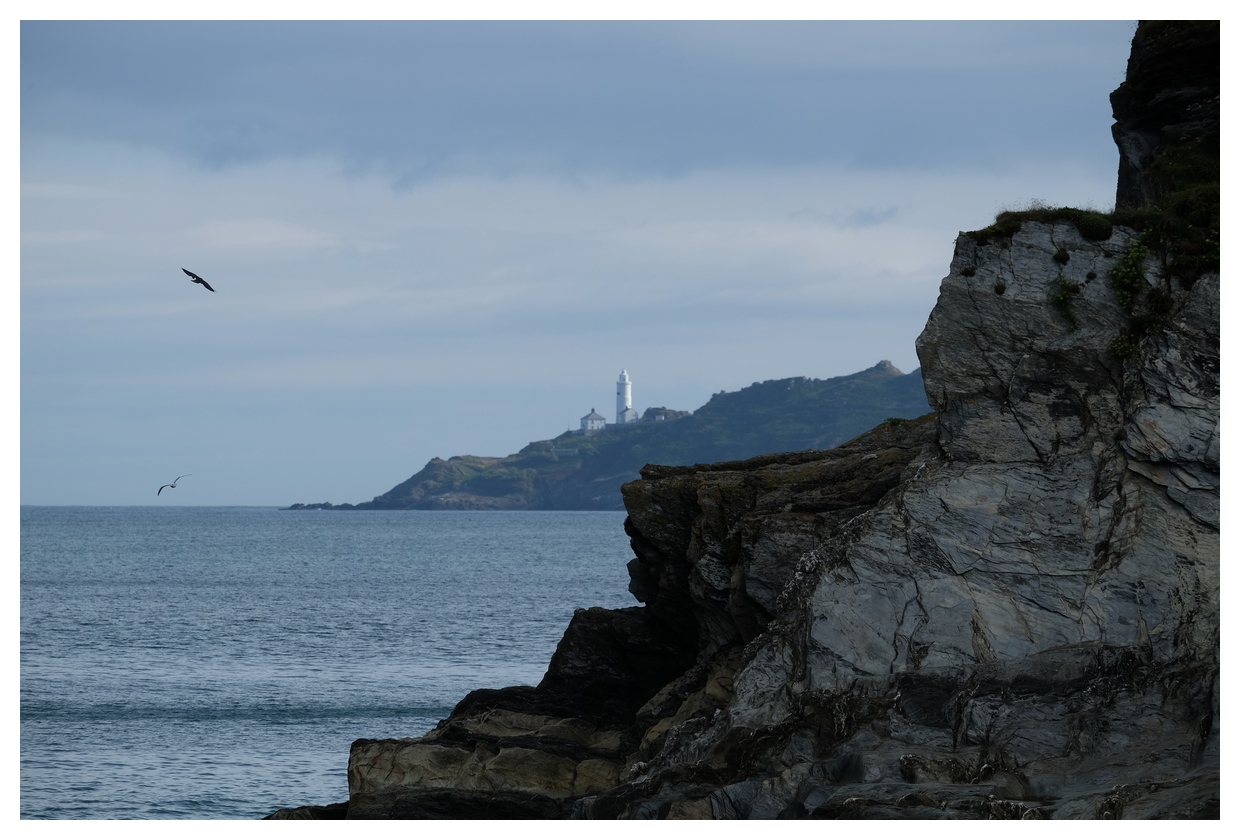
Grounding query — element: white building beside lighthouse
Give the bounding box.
[616,370,639,425]
[580,408,606,434]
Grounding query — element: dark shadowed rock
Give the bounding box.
[1111,21,1219,210]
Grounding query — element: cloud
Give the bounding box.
[18,20,1140,505]
[842,206,899,228]
[21,229,106,245]
[191,218,336,250]
[788,205,899,228]
[20,147,1116,391]
[21,21,1136,181]
[21,181,103,199]
[645,20,1135,73]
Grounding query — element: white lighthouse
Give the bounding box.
[616,370,638,425]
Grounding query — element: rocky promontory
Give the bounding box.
[286,362,929,511]
[270,21,1218,820]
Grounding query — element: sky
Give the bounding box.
[17,15,1144,506]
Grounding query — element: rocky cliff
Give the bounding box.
[270,21,1218,820]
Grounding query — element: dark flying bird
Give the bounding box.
[158,474,192,496]
[181,268,215,292]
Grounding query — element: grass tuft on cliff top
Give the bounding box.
[963,136,1217,281]
[965,204,1114,246]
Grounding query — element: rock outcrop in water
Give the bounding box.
[269,20,1218,820]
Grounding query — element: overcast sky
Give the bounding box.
[18,17,1140,506]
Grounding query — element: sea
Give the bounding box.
[19,506,636,820]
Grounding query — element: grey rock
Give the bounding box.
[273,21,1218,820]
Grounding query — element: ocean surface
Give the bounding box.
[19,506,636,820]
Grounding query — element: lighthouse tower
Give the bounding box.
[616,370,638,425]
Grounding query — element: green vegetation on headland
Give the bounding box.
[287,361,931,511]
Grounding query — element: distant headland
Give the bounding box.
[285,361,930,511]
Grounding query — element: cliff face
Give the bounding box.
[273,21,1219,820]
[589,223,1216,819]
[335,217,1217,819]
[340,417,944,818]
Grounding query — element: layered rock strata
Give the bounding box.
[270,21,1218,820]
[339,418,936,818]
[324,215,1218,819]
[592,221,1218,818]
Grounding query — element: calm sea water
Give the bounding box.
[20,506,636,820]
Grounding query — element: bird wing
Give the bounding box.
[158,484,170,495]
[182,268,202,281]
[175,474,192,483]
[198,279,215,292]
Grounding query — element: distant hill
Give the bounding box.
[287,361,931,511]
